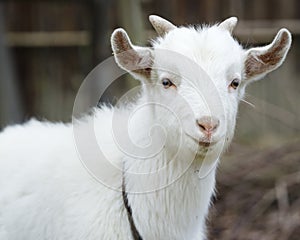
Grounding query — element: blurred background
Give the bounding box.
[0,0,299,239]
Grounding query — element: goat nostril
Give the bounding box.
[196,116,219,133]
[198,123,206,131]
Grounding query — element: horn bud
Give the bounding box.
[219,17,238,34]
[149,15,176,36]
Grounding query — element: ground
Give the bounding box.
[209,139,300,240]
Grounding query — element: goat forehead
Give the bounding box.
[153,26,244,75]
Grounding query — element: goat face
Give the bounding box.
[150,30,243,152]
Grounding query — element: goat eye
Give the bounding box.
[229,78,240,90]
[162,78,173,88]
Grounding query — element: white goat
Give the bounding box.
[0,15,291,240]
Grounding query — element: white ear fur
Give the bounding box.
[219,17,238,34]
[244,28,292,81]
[111,28,153,82]
[149,15,177,36]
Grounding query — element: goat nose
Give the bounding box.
[196,116,219,134]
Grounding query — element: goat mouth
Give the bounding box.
[199,141,216,147]
[185,133,217,148]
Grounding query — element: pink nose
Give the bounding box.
[196,116,219,136]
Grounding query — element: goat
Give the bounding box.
[0,15,291,240]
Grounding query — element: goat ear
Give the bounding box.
[149,15,176,36]
[244,29,292,81]
[111,28,153,82]
[219,17,238,34]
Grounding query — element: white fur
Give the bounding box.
[0,16,291,240]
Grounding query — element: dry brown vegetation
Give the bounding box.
[209,140,300,240]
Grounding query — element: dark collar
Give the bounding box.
[122,175,143,240]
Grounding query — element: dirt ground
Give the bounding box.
[208,139,300,240]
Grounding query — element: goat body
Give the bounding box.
[0,15,291,240]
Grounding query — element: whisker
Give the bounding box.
[240,98,256,108]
